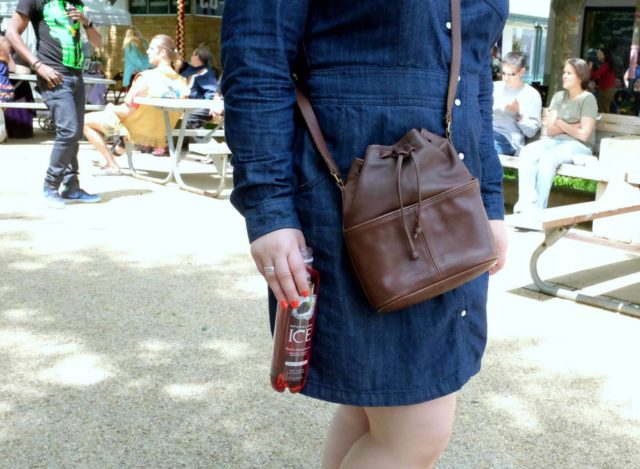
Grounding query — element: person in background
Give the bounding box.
[514,58,597,213]
[180,45,218,128]
[2,26,35,140]
[0,35,15,102]
[85,60,106,105]
[0,35,16,143]
[623,44,638,91]
[491,44,502,81]
[83,34,189,175]
[589,47,616,113]
[122,26,150,89]
[7,0,103,208]
[221,1,509,467]
[151,44,219,156]
[492,51,542,156]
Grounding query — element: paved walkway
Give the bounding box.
[0,132,638,468]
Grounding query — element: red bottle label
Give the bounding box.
[270,265,320,393]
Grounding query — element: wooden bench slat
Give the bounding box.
[594,122,640,135]
[499,154,609,182]
[541,200,640,230]
[172,128,225,138]
[188,142,231,155]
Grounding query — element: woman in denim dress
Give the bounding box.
[221,1,508,466]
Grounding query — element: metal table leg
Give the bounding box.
[172,111,229,198]
[530,225,640,318]
[126,111,175,185]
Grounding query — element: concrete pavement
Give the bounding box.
[0,131,638,468]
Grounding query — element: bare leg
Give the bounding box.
[339,393,457,469]
[83,115,119,170]
[323,405,369,469]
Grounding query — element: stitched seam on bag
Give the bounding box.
[379,262,494,311]
[416,209,440,279]
[344,178,479,232]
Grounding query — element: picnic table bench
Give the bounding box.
[502,110,640,241]
[502,109,640,316]
[0,102,106,112]
[508,199,640,318]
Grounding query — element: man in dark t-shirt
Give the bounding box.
[6,0,103,208]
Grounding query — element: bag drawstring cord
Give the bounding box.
[394,150,423,260]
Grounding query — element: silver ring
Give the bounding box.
[263,265,276,273]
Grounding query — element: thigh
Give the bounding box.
[519,139,551,164]
[85,109,120,138]
[40,77,81,135]
[365,393,457,447]
[493,131,515,155]
[552,140,590,165]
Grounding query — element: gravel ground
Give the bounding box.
[0,135,638,468]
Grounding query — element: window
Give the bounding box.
[130,0,192,15]
[195,0,224,16]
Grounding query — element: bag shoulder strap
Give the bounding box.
[295,89,344,185]
[445,0,461,137]
[295,0,462,184]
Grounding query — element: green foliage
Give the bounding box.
[502,168,597,193]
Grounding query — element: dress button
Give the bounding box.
[446,21,452,30]
[461,310,467,317]
[458,152,464,160]
[454,99,461,106]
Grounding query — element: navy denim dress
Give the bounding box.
[221,0,508,406]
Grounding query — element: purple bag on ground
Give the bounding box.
[5,99,34,139]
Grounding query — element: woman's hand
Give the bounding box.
[250,228,311,308]
[488,220,508,275]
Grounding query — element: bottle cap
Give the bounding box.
[300,246,313,264]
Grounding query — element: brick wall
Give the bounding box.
[96,16,222,80]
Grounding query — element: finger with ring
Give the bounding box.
[263,265,276,274]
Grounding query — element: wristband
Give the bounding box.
[32,59,42,71]
[84,20,94,29]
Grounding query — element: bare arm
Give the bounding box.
[111,74,150,120]
[6,12,63,87]
[5,13,37,69]
[545,109,563,136]
[66,7,102,48]
[553,116,596,143]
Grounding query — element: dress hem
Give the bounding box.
[299,363,481,407]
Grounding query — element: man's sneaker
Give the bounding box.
[43,187,66,209]
[60,188,102,204]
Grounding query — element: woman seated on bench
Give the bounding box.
[514,58,598,213]
[83,34,189,175]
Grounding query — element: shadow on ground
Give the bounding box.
[0,178,638,468]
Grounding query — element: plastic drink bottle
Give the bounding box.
[66,4,76,26]
[270,247,320,393]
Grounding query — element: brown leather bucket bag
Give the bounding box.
[296,0,498,312]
